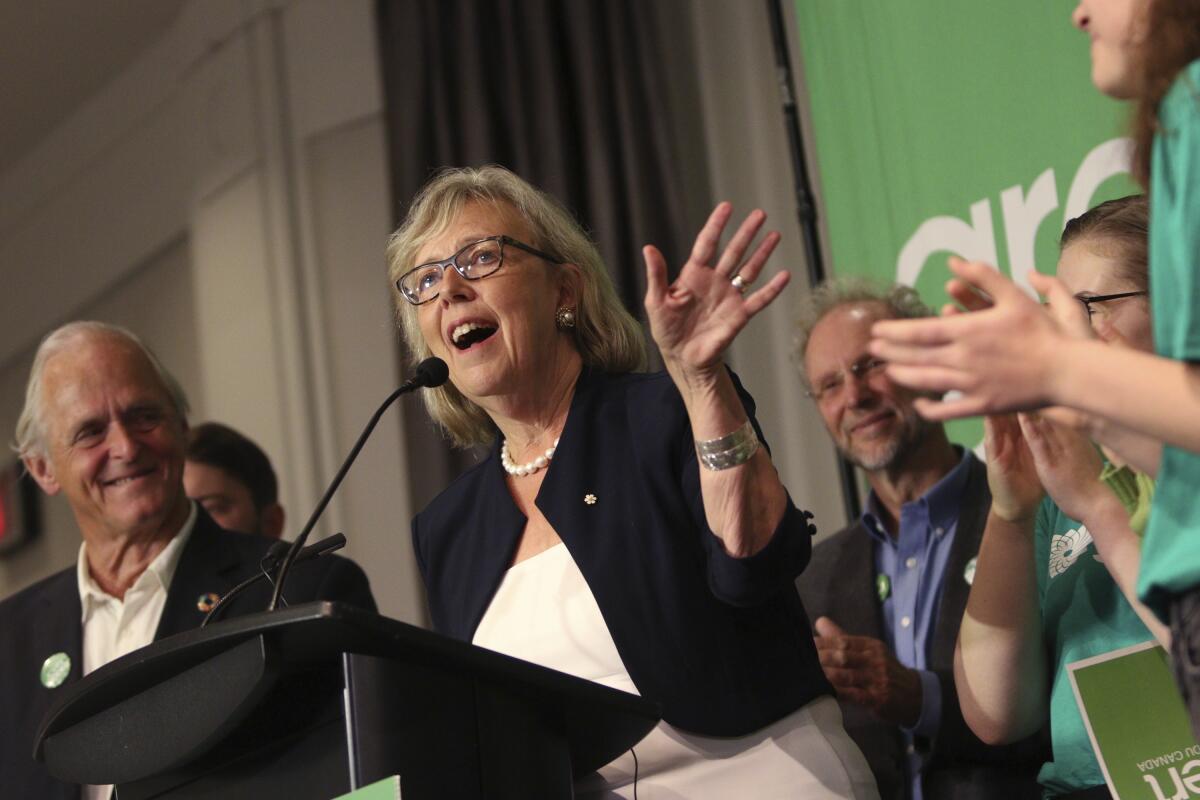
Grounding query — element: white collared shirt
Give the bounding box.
[77,503,197,800]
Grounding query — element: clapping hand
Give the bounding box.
[813,616,923,727]
[870,258,1088,420]
[984,414,1045,525]
[1018,412,1112,524]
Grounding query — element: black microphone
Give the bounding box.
[201,534,348,627]
[409,355,449,390]
[267,357,449,611]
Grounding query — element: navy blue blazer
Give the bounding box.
[413,368,831,736]
[0,508,376,800]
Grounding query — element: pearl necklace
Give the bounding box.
[501,437,560,477]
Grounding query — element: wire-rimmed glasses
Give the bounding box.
[396,235,563,306]
[806,356,888,403]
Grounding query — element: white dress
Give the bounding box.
[473,543,879,799]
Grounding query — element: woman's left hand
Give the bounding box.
[1018,411,1113,524]
[643,203,789,387]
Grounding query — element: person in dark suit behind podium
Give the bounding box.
[0,321,375,800]
[388,166,877,798]
[185,420,286,539]
[793,280,1044,800]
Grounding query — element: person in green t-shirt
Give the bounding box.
[955,196,1165,799]
[866,0,1200,738]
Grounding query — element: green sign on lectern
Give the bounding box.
[333,775,402,800]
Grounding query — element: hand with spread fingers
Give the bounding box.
[1017,410,1170,646]
[643,202,789,389]
[869,257,1089,420]
[641,202,791,560]
[983,414,1045,526]
[1017,412,1112,525]
[813,616,923,727]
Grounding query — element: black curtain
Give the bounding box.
[376,0,692,510]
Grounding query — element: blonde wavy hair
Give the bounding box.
[386,165,646,447]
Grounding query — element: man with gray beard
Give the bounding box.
[793,280,1043,800]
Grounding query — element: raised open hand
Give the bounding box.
[644,203,789,385]
[983,414,1044,524]
[1018,412,1109,523]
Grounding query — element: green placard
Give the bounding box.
[793,1,1140,445]
[333,775,402,800]
[1069,642,1200,799]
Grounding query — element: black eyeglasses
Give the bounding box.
[1076,290,1148,319]
[396,235,563,305]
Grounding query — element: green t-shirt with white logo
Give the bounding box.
[1035,497,1153,796]
[1138,58,1200,621]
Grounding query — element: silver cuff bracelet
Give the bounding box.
[696,419,760,471]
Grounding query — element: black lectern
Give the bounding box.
[34,602,660,799]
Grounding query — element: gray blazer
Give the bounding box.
[796,455,1046,800]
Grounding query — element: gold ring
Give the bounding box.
[731,274,747,293]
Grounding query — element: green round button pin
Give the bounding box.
[876,573,891,602]
[40,652,71,689]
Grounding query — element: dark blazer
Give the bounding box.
[0,509,376,800]
[413,368,832,736]
[797,454,1045,799]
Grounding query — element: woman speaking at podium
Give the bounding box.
[387,165,875,798]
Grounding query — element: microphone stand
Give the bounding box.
[267,358,447,611]
[202,534,346,627]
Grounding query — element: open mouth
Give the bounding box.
[450,321,498,351]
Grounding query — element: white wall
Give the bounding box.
[0,0,423,622]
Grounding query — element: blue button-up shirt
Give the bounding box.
[862,448,975,800]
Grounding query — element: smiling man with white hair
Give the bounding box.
[0,321,374,799]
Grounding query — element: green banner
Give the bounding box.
[793,1,1139,443]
